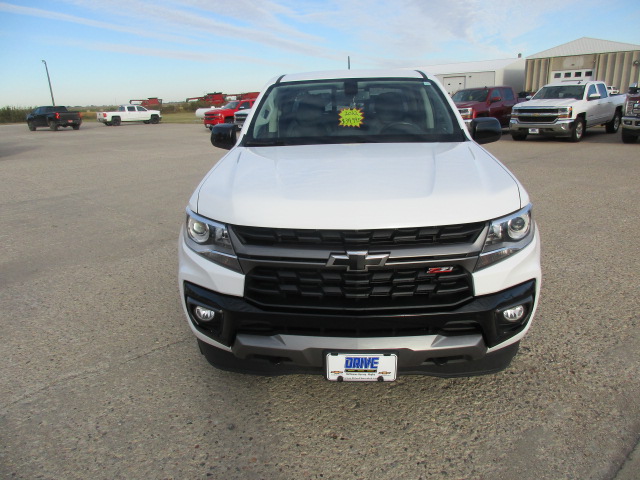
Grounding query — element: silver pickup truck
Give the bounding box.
[509,80,625,142]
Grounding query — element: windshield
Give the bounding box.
[452,89,489,103]
[242,77,465,146]
[533,85,585,100]
[222,101,239,109]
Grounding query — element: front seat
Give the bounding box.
[286,95,327,137]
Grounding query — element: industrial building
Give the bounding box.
[412,37,640,97]
[524,37,640,94]
[414,57,526,95]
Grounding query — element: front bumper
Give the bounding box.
[622,117,640,132]
[183,279,536,377]
[510,119,574,137]
[179,227,541,377]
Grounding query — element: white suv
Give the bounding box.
[179,69,541,382]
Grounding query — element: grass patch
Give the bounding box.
[161,111,203,124]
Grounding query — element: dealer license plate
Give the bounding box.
[528,128,540,134]
[326,353,397,382]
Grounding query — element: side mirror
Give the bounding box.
[210,123,239,150]
[469,117,502,144]
[588,93,601,100]
[490,96,502,103]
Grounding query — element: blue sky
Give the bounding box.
[1,0,639,107]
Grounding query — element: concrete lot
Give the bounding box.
[1,121,638,480]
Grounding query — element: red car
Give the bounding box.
[204,98,255,129]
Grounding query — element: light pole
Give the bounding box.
[42,60,56,106]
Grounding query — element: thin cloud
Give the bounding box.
[0,2,193,44]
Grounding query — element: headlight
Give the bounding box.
[476,205,535,270]
[458,108,473,120]
[184,209,242,272]
[557,107,572,119]
[511,108,520,118]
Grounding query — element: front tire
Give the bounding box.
[570,118,585,142]
[511,132,527,141]
[150,115,159,124]
[27,121,36,131]
[606,111,621,133]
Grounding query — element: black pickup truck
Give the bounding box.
[26,106,82,131]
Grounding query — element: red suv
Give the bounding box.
[204,99,255,129]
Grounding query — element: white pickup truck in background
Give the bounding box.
[97,105,162,126]
[509,80,625,142]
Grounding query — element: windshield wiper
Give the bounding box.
[243,139,288,147]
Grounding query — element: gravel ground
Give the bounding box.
[0,122,638,479]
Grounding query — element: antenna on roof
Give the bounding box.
[348,56,351,70]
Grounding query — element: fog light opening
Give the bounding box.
[502,305,525,323]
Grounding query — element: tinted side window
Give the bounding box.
[502,88,514,101]
[596,83,608,98]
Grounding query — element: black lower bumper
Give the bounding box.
[183,280,536,377]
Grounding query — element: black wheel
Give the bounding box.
[621,130,638,144]
[511,132,527,141]
[112,116,121,126]
[605,111,621,133]
[104,122,112,126]
[72,124,80,130]
[570,118,585,142]
[48,121,59,131]
[27,121,36,131]
[150,115,159,124]
[143,120,150,124]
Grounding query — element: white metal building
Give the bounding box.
[525,37,640,93]
[411,58,526,95]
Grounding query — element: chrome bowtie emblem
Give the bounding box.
[327,251,389,271]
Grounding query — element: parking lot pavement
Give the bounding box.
[1,122,638,479]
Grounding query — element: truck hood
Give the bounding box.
[193,142,525,230]
[516,98,578,108]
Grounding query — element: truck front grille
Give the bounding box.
[518,116,558,123]
[233,222,485,248]
[244,265,472,312]
[514,108,560,124]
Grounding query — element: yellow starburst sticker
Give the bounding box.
[338,107,364,128]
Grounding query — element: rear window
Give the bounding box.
[242,77,465,146]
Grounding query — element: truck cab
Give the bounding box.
[203,99,255,129]
[452,86,520,127]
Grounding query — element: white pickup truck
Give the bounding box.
[179,68,541,381]
[509,80,625,141]
[97,105,162,126]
